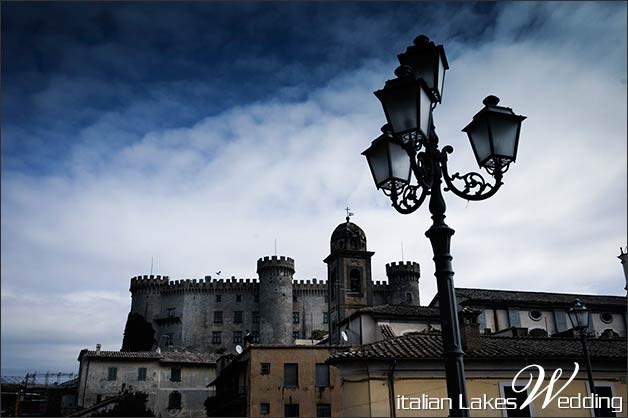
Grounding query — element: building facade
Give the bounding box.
[77,349,216,417]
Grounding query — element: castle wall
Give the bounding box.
[128,273,393,354]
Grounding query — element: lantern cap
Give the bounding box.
[483,95,500,106]
[462,96,527,133]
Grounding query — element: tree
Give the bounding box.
[121,313,156,351]
[91,388,154,417]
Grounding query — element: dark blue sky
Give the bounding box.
[2,2,498,175]
[1,2,626,376]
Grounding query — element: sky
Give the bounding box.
[1,2,626,376]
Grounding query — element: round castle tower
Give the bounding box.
[257,256,295,345]
[129,275,169,320]
[386,261,421,305]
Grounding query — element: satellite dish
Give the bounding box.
[340,331,349,342]
[235,345,243,354]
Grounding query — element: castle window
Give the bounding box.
[236,294,242,302]
[252,311,260,323]
[213,311,223,324]
[405,292,413,303]
[283,363,298,387]
[323,312,329,324]
[315,364,330,387]
[168,391,182,410]
[261,363,270,375]
[293,294,298,302]
[600,312,614,324]
[107,367,117,381]
[252,331,260,343]
[293,312,300,324]
[316,404,331,417]
[285,404,299,417]
[212,331,222,344]
[349,269,361,294]
[233,331,242,344]
[170,367,181,382]
[216,294,222,302]
[234,311,243,324]
[167,307,176,318]
[292,331,300,340]
[137,367,147,381]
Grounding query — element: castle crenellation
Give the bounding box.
[127,219,420,354]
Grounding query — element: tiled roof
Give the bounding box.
[329,334,627,362]
[428,288,626,309]
[378,324,396,339]
[355,304,441,319]
[79,350,217,364]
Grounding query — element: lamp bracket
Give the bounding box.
[383,181,429,215]
[440,146,504,201]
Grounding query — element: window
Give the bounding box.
[260,403,270,415]
[213,311,223,324]
[170,367,181,382]
[234,311,243,324]
[167,307,176,318]
[96,394,102,403]
[316,403,331,417]
[162,333,173,346]
[293,294,298,302]
[600,312,614,324]
[233,331,242,344]
[236,294,242,302]
[594,384,618,417]
[261,363,271,375]
[107,367,117,381]
[316,364,330,387]
[528,310,542,321]
[501,384,532,417]
[284,404,299,417]
[212,331,222,344]
[293,331,300,340]
[405,292,413,303]
[137,367,147,381]
[168,391,182,410]
[252,331,260,343]
[284,363,298,387]
[253,311,260,323]
[215,294,222,302]
[293,312,300,324]
[349,269,361,293]
[323,312,329,324]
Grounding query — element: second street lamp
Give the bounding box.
[363,35,526,417]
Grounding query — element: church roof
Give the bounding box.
[331,220,366,241]
[329,333,627,363]
[428,287,626,310]
[355,304,441,319]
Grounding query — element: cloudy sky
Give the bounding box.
[2,2,626,376]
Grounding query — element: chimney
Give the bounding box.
[458,307,481,352]
[95,344,101,355]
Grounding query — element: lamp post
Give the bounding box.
[362,35,526,417]
[567,299,598,417]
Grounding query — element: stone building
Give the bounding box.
[76,348,216,416]
[128,218,407,355]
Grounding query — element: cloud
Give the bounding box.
[1,2,626,375]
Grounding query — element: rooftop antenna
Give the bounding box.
[401,241,405,262]
[150,256,154,275]
[274,238,277,256]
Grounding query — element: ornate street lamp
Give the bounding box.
[363,35,526,417]
[567,299,599,417]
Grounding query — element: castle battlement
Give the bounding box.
[129,275,170,291]
[257,255,295,275]
[386,261,421,277]
[293,278,327,293]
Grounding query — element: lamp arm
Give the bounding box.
[384,181,429,215]
[440,145,504,201]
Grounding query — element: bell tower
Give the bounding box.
[324,214,374,344]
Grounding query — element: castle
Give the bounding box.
[128,216,421,353]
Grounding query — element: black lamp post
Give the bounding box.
[567,299,599,417]
[363,35,526,417]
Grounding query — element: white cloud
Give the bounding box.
[2,2,626,374]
